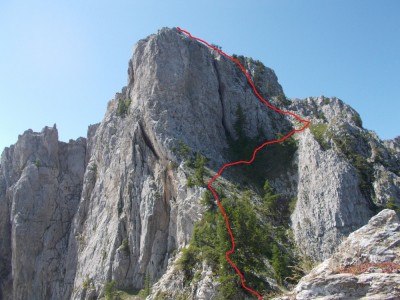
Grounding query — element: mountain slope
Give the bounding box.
[0,27,399,300]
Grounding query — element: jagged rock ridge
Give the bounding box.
[0,27,399,299]
[0,125,86,299]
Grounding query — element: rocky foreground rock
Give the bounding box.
[275,209,400,300]
[0,27,399,299]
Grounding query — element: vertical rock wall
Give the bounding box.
[0,126,86,300]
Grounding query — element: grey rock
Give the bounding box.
[291,209,400,299]
[67,27,288,299]
[0,27,399,300]
[292,128,373,260]
[148,259,220,300]
[0,125,86,300]
[288,96,400,261]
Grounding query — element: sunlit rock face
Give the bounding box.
[0,28,399,300]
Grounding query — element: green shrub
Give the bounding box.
[309,123,330,150]
[177,245,199,284]
[179,180,304,297]
[193,270,202,283]
[193,153,206,186]
[262,181,280,215]
[271,243,290,284]
[200,190,216,211]
[104,281,120,300]
[177,140,191,159]
[89,163,97,173]
[34,159,41,168]
[261,180,293,226]
[82,275,94,290]
[169,160,178,169]
[143,272,151,297]
[386,197,400,212]
[217,274,240,299]
[186,176,194,188]
[287,253,317,282]
[232,55,246,74]
[185,152,206,187]
[184,158,194,169]
[116,99,131,117]
[121,239,129,254]
[352,113,363,127]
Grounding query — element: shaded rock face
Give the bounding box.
[0,126,86,300]
[288,209,400,299]
[0,27,399,300]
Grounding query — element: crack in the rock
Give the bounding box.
[138,122,160,160]
[212,58,230,139]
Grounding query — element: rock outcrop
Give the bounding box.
[0,27,399,300]
[0,125,86,300]
[292,128,373,260]
[0,27,287,299]
[64,27,289,299]
[280,209,400,299]
[289,96,400,260]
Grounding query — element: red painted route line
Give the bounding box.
[177,27,310,299]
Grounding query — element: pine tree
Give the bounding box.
[144,271,151,296]
[271,243,289,284]
[200,190,216,211]
[194,153,206,186]
[262,180,280,214]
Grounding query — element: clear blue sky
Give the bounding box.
[1,0,399,151]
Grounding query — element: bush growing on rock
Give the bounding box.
[116,99,131,117]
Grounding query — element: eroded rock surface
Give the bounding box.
[292,128,373,260]
[0,125,86,300]
[283,209,400,299]
[0,28,399,300]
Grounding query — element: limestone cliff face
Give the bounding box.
[292,128,373,260]
[0,27,399,300]
[288,96,400,261]
[63,27,289,300]
[0,126,86,300]
[125,28,287,167]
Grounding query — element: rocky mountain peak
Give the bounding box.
[0,28,399,299]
